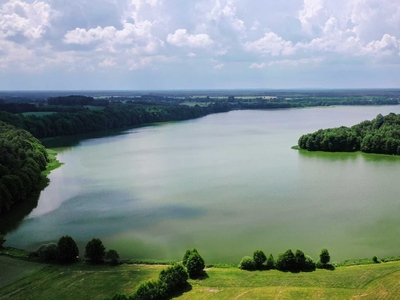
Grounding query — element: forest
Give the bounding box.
[0,121,48,214]
[0,102,231,139]
[298,113,400,155]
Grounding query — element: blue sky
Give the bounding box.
[0,0,399,90]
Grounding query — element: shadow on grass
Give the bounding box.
[169,283,193,298]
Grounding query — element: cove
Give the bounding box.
[4,106,400,264]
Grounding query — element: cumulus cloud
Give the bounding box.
[167,29,213,48]
[249,62,266,69]
[213,63,224,69]
[245,32,295,56]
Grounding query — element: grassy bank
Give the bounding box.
[1,254,400,299]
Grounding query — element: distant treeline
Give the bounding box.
[48,95,108,106]
[0,103,231,139]
[0,121,48,214]
[298,113,400,155]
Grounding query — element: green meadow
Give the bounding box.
[1,254,400,300]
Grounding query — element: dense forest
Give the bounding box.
[0,121,48,214]
[298,113,400,155]
[0,103,231,139]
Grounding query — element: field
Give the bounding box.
[1,255,400,300]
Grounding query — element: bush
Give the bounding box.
[186,252,205,279]
[239,256,255,271]
[295,249,306,270]
[276,249,296,271]
[57,235,79,263]
[0,235,6,248]
[266,254,275,269]
[132,280,164,300]
[159,264,188,294]
[105,249,120,266]
[373,256,379,263]
[304,255,316,271]
[37,243,59,262]
[182,248,198,266]
[84,238,105,264]
[320,248,330,265]
[253,250,267,270]
[107,292,129,300]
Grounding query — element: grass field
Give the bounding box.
[1,256,400,300]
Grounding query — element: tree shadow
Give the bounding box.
[169,283,193,298]
[197,271,209,280]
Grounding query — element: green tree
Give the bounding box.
[182,248,198,266]
[253,250,267,270]
[295,249,306,270]
[239,256,255,271]
[276,249,296,271]
[57,235,79,263]
[0,235,6,248]
[319,248,330,265]
[84,238,105,264]
[186,252,205,278]
[266,254,275,269]
[105,249,120,266]
[37,243,59,262]
[159,264,188,294]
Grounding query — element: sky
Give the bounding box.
[0,0,399,90]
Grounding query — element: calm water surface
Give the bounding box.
[5,106,400,263]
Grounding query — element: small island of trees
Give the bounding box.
[298,113,400,155]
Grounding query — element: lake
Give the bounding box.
[4,106,400,263]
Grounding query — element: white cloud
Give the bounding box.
[188,52,196,57]
[0,0,51,40]
[167,29,213,48]
[249,62,266,69]
[245,32,295,56]
[268,57,325,67]
[99,58,116,67]
[213,63,224,69]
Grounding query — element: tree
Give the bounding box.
[85,238,105,263]
[159,264,188,294]
[186,252,205,278]
[0,235,6,248]
[182,248,198,266]
[253,250,267,270]
[295,249,306,270]
[57,235,79,263]
[319,248,330,265]
[276,249,296,271]
[105,249,120,266]
[37,243,59,262]
[239,256,255,271]
[266,254,275,270]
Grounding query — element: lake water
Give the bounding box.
[4,106,400,263]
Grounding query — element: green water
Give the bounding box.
[4,106,400,263]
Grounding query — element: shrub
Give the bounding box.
[132,280,164,300]
[304,255,316,271]
[276,249,296,271]
[159,264,188,294]
[84,238,105,264]
[320,248,330,265]
[182,248,198,266]
[57,235,79,263]
[266,254,275,270]
[253,250,267,270]
[186,252,205,279]
[37,243,59,262]
[105,249,120,266]
[108,292,129,300]
[0,235,6,248]
[295,249,306,270]
[239,256,255,271]
[373,256,379,263]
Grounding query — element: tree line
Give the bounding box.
[0,121,48,214]
[239,248,331,272]
[0,102,231,139]
[298,113,400,155]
